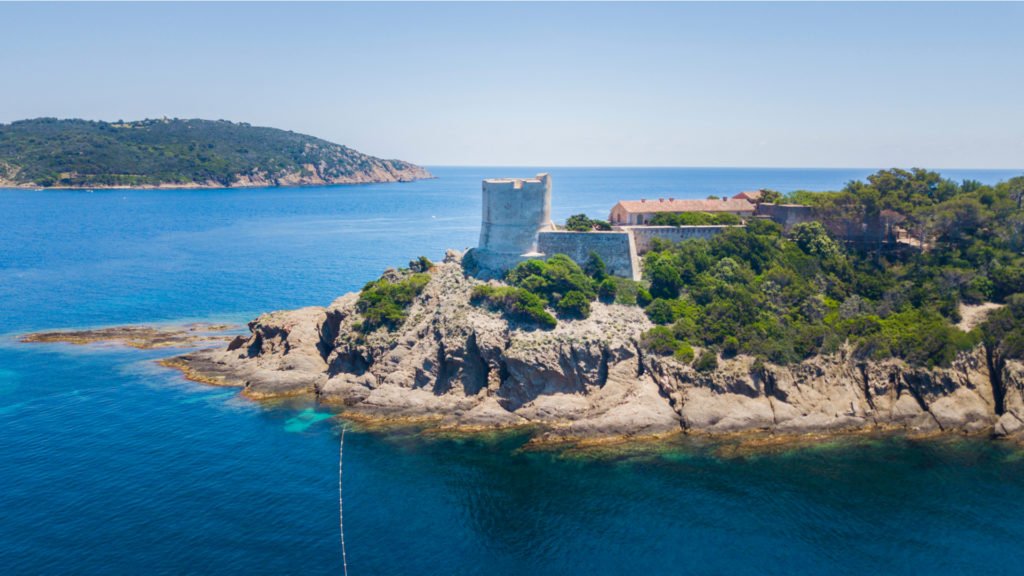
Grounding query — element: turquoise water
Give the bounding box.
[3,167,1024,574]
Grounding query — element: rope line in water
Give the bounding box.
[339,425,348,576]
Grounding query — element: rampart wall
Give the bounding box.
[536,231,640,281]
[621,225,734,254]
[755,204,815,229]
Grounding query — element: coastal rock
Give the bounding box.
[996,362,1024,438]
[165,259,1022,442]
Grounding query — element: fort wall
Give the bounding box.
[621,225,734,254]
[755,204,815,229]
[536,231,641,281]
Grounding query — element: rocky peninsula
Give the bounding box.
[21,168,1024,447]
[149,253,1024,443]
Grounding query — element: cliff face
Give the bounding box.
[171,254,1024,442]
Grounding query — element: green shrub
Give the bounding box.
[712,213,742,225]
[584,251,608,281]
[673,342,695,363]
[639,327,696,364]
[637,287,653,307]
[598,278,618,303]
[557,290,591,318]
[991,266,1024,302]
[645,298,678,325]
[357,273,431,332]
[694,350,719,372]
[722,336,740,357]
[646,254,684,299]
[565,214,611,232]
[506,254,597,301]
[791,222,839,259]
[411,255,434,272]
[640,327,680,356]
[596,277,648,306]
[981,294,1024,360]
[470,285,557,329]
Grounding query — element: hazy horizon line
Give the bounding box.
[424,164,1024,172]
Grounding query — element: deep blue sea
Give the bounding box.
[3,167,1024,575]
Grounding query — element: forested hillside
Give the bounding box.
[0,118,431,188]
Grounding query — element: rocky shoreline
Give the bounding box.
[0,165,434,190]
[40,252,1007,445]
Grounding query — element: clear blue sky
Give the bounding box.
[1,2,1022,168]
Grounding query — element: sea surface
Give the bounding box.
[2,166,1024,575]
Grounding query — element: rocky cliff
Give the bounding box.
[167,253,1024,442]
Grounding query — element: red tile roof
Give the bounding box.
[614,198,756,214]
[732,190,764,202]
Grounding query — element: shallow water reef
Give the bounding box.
[21,323,239,350]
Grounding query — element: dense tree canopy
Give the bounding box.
[639,169,1024,367]
[0,118,423,187]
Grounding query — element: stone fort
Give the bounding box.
[469,173,731,281]
[467,173,883,281]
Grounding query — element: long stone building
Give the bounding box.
[609,197,756,225]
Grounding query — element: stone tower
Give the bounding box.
[474,173,554,275]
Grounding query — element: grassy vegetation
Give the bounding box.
[470,285,558,329]
[0,117,423,187]
[356,273,431,332]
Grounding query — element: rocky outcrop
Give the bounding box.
[167,253,1024,442]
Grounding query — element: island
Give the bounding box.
[24,168,1024,446]
[0,118,432,189]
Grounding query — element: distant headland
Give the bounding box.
[0,118,432,189]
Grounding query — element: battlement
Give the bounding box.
[482,173,551,192]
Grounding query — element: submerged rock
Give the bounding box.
[21,323,238,350]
